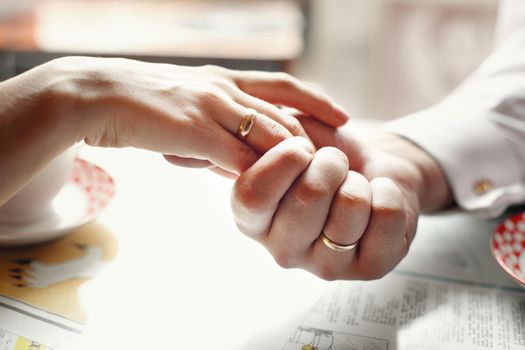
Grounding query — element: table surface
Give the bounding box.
[1,125,524,350]
[74,144,525,350]
[65,145,327,350]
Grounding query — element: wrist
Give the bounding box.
[0,57,89,151]
[32,57,91,145]
[378,133,453,211]
[0,60,85,204]
[0,62,81,148]
[39,56,137,148]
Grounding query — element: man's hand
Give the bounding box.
[231,118,452,280]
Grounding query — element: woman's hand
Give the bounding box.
[0,56,348,204]
[52,57,347,173]
[231,118,452,280]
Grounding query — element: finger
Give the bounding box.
[232,137,315,237]
[265,147,348,268]
[163,154,241,179]
[233,71,349,127]
[226,86,309,138]
[323,171,372,246]
[307,171,372,280]
[297,115,343,148]
[209,166,238,179]
[163,154,213,169]
[297,116,365,170]
[210,94,293,154]
[353,177,407,280]
[189,121,260,175]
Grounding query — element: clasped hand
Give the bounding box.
[231,117,451,280]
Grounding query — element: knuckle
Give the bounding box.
[232,178,266,213]
[201,88,222,102]
[233,220,250,235]
[335,189,370,212]
[183,107,206,126]
[274,72,298,89]
[211,79,236,92]
[234,145,258,172]
[372,204,405,224]
[400,234,410,258]
[202,64,231,77]
[233,220,260,237]
[370,177,402,198]
[325,147,349,167]
[294,182,329,207]
[268,122,292,141]
[315,147,349,172]
[315,264,339,281]
[285,118,305,136]
[195,86,225,105]
[278,147,312,169]
[368,269,388,280]
[273,250,297,269]
[359,265,389,280]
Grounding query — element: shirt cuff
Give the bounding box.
[387,105,525,218]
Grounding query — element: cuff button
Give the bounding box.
[473,179,492,195]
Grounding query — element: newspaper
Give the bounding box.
[1,210,524,350]
[0,222,114,350]
[244,212,525,350]
[0,295,82,350]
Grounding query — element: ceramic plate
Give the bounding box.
[0,158,115,246]
[492,212,525,287]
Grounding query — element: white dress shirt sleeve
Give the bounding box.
[495,0,525,44]
[388,2,525,218]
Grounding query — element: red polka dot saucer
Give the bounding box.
[492,212,525,287]
[0,158,115,246]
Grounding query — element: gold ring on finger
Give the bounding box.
[321,232,359,252]
[238,108,257,141]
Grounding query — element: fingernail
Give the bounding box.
[333,103,350,123]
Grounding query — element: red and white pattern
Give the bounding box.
[0,158,115,246]
[492,212,525,287]
[72,158,115,218]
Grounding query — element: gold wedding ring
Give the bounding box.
[321,232,359,252]
[238,108,257,140]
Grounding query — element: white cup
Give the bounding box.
[0,146,78,225]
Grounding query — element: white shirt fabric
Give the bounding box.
[388,0,525,218]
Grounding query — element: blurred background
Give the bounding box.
[0,0,499,120]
